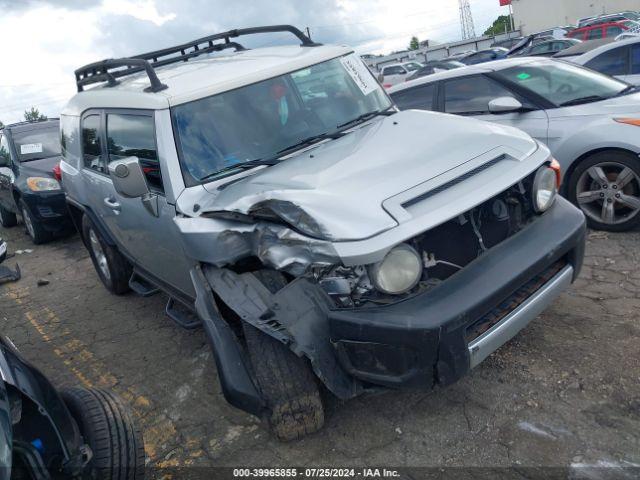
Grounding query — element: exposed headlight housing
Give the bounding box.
[368,243,423,295]
[26,177,60,192]
[532,163,558,213]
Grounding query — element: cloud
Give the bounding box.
[0,0,506,123]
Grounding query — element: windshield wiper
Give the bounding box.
[199,158,281,182]
[336,106,396,129]
[614,85,638,97]
[275,131,345,156]
[559,95,607,107]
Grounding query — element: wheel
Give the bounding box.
[20,200,52,244]
[568,151,640,232]
[61,387,145,480]
[242,270,325,441]
[0,204,17,227]
[82,215,132,294]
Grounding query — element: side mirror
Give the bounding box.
[108,156,149,198]
[488,96,523,113]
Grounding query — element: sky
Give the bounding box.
[0,0,509,124]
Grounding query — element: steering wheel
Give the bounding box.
[556,83,574,94]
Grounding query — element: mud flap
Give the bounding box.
[190,266,265,416]
[203,267,362,400]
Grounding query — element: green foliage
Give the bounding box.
[408,36,420,51]
[484,15,513,36]
[24,107,47,122]
[0,120,4,129]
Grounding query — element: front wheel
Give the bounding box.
[568,151,640,232]
[61,387,145,480]
[20,200,51,244]
[82,215,132,294]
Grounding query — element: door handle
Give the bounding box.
[104,197,121,211]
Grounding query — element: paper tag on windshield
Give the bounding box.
[20,143,43,155]
[340,54,379,96]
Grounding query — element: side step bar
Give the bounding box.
[166,298,201,330]
[128,273,159,297]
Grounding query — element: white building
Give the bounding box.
[511,0,640,34]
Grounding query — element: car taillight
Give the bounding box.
[53,163,62,182]
[550,158,562,188]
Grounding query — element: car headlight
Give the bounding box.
[26,177,60,192]
[532,164,558,213]
[368,243,423,295]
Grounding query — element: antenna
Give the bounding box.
[458,0,476,40]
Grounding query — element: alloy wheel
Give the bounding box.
[576,162,640,226]
[88,228,111,281]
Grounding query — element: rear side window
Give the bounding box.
[632,44,640,74]
[444,75,516,114]
[0,134,10,165]
[606,26,624,37]
[391,83,436,111]
[383,66,406,75]
[586,46,629,75]
[81,114,104,174]
[587,27,603,39]
[106,114,162,192]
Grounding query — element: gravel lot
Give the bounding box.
[1,222,639,476]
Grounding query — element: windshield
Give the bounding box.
[172,55,391,184]
[11,126,61,162]
[493,61,629,106]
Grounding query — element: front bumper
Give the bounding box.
[22,190,72,232]
[329,196,586,390]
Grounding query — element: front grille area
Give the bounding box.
[464,259,567,343]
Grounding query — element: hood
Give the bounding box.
[550,92,640,118]
[203,110,536,241]
[18,155,61,177]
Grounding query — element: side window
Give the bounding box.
[530,43,552,54]
[81,114,104,173]
[383,66,406,75]
[587,27,603,39]
[391,83,436,111]
[0,134,11,165]
[106,114,162,192]
[444,76,519,115]
[606,26,624,37]
[631,44,640,74]
[586,46,629,75]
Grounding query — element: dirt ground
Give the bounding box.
[1,222,639,477]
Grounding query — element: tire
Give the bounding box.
[20,200,52,244]
[0,204,17,227]
[242,270,325,441]
[82,215,132,294]
[568,151,640,232]
[61,387,145,480]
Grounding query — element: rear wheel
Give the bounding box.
[20,200,51,244]
[242,270,324,441]
[0,204,17,227]
[61,387,145,480]
[82,215,132,294]
[568,151,640,232]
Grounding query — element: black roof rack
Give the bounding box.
[74,25,321,93]
[2,118,59,131]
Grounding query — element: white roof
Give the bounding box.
[572,36,640,65]
[62,44,352,116]
[388,57,548,94]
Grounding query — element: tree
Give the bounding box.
[0,120,4,129]
[483,15,513,36]
[24,107,47,122]
[408,36,420,51]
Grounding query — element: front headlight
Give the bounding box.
[26,177,60,192]
[532,165,558,213]
[368,243,423,295]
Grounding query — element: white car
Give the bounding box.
[390,57,640,231]
[571,36,640,85]
[379,61,423,88]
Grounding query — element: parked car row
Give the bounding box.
[1,25,589,443]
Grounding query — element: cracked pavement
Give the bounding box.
[1,223,639,474]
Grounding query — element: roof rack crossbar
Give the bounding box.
[74,25,320,93]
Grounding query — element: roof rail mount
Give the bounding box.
[74,25,321,93]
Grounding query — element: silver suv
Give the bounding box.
[61,25,586,440]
